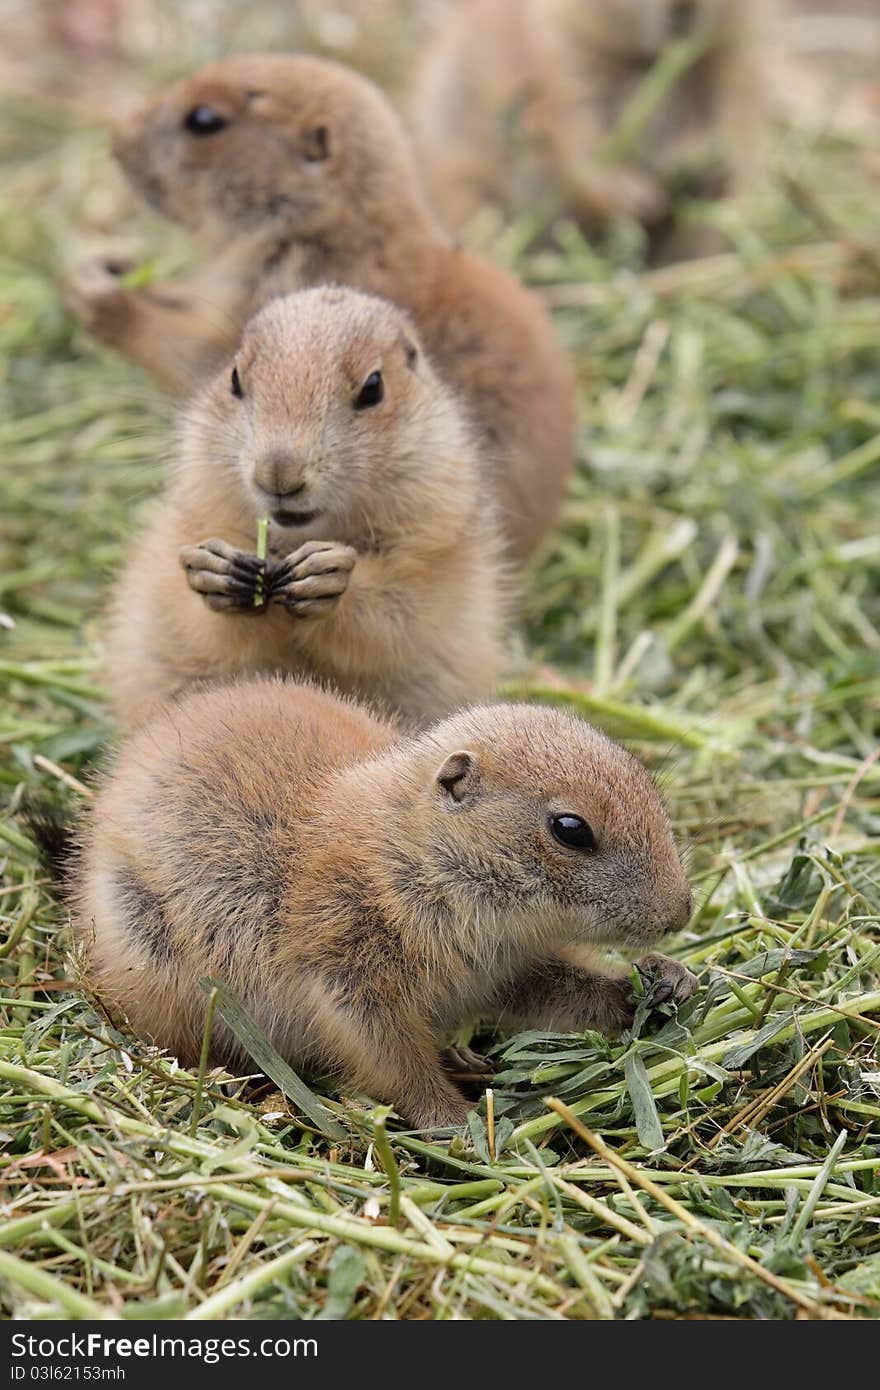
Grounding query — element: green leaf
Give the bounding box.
[467,1108,491,1164]
[695,1080,723,1104]
[318,1244,366,1320]
[624,1048,665,1151]
[722,1012,794,1070]
[735,949,826,980]
[838,1256,880,1313]
[766,846,823,916]
[493,1116,515,1158]
[198,976,346,1141]
[119,262,157,290]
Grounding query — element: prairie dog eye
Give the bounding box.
[183,106,229,135]
[550,814,597,852]
[230,366,243,399]
[354,370,383,411]
[303,125,331,162]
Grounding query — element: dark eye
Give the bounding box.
[550,814,597,852]
[183,106,229,135]
[230,366,243,399]
[354,371,383,411]
[304,125,331,162]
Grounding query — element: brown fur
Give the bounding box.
[411,0,773,247]
[67,53,576,562]
[72,680,696,1129]
[104,286,507,732]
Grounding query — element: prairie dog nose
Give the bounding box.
[661,886,694,936]
[111,122,134,166]
[254,450,307,499]
[111,102,148,161]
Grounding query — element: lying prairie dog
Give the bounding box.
[104,286,508,731]
[68,52,576,563]
[72,679,697,1129]
[410,0,774,246]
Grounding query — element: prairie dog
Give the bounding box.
[104,286,507,732]
[73,679,697,1129]
[68,53,576,562]
[411,0,771,240]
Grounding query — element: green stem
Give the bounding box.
[0,1201,80,1248]
[254,516,269,607]
[190,986,218,1135]
[601,33,710,163]
[500,680,711,749]
[594,507,619,696]
[0,1248,114,1320]
[186,1239,317,1320]
[790,1129,849,1245]
[372,1106,402,1227]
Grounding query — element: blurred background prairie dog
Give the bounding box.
[72,680,696,1129]
[411,0,775,247]
[67,52,576,563]
[104,287,507,731]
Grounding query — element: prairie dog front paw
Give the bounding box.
[634,953,699,1007]
[270,540,356,619]
[67,259,135,342]
[610,168,668,224]
[577,166,668,225]
[179,538,264,613]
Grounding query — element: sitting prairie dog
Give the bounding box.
[68,53,576,563]
[72,679,697,1129]
[104,286,507,732]
[410,0,773,241]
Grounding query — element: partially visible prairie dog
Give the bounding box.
[73,679,697,1129]
[411,0,773,241]
[68,53,576,562]
[104,286,507,732]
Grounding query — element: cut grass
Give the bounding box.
[1,64,879,1318]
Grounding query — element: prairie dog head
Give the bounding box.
[112,52,426,242]
[561,0,735,61]
[182,286,471,537]
[392,703,692,951]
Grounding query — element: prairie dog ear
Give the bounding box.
[435,751,478,805]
